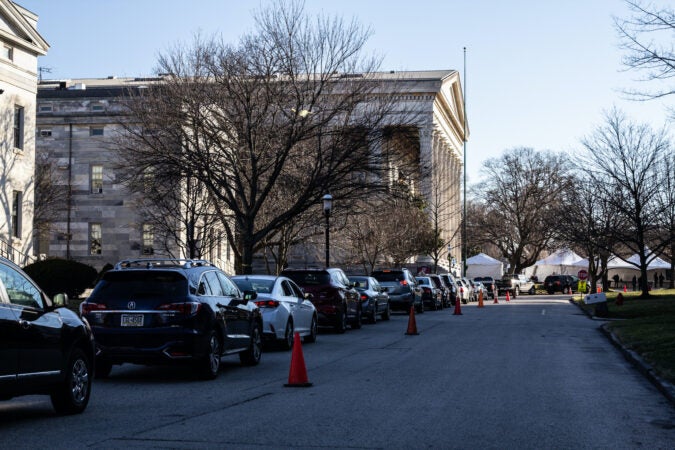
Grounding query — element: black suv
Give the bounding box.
[80,259,262,379]
[281,268,361,333]
[543,275,577,294]
[0,257,94,414]
[371,268,423,313]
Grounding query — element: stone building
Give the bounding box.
[36,70,466,273]
[0,0,48,265]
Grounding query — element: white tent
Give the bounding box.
[465,253,504,279]
[607,251,671,289]
[524,248,583,280]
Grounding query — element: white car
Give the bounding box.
[231,275,318,350]
[455,278,471,304]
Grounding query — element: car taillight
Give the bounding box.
[422,287,431,294]
[255,300,280,308]
[399,280,409,286]
[80,302,106,315]
[360,294,368,301]
[157,302,201,315]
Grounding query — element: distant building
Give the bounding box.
[36,70,466,273]
[0,1,48,265]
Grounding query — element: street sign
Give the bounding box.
[577,269,588,280]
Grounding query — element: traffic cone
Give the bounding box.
[478,291,484,308]
[623,285,627,293]
[597,286,602,293]
[493,292,499,304]
[616,293,624,306]
[405,305,419,335]
[505,291,511,302]
[453,295,463,315]
[284,332,312,387]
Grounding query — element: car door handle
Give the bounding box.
[19,319,31,330]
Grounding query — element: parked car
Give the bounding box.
[439,273,459,306]
[428,274,448,308]
[371,268,423,314]
[472,281,487,301]
[281,268,361,333]
[462,277,476,302]
[415,276,443,310]
[0,256,94,414]
[455,278,471,304]
[348,276,391,324]
[80,258,263,380]
[543,275,578,294]
[231,275,318,349]
[473,276,496,299]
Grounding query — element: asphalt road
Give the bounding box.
[1,295,674,449]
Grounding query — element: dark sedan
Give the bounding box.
[348,276,391,324]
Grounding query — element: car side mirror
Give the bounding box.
[304,292,313,300]
[53,293,69,307]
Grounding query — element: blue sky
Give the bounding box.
[19,0,672,181]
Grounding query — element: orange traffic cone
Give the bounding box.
[453,295,463,315]
[493,292,499,304]
[405,305,419,335]
[597,286,602,293]
[284,332,312,387]
[478,291,484,308]
[616,293,624,306]
[623,285,627,293]
[505,291,511,302]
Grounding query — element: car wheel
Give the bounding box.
[351,305,362,329]
[240,323,262,366]
[334,309,347,334]
[197,330,222,379]
[280,319,294,351]
[416,299,424,313]
[547,290,554,295]
[304,315,318,343]
[50,348,91,415]
[95,357,113,379]
[369,304,378,324]
[514,286,520,297]
[529,286,536,295]
[381,303,391,321]
[563,286,570,294]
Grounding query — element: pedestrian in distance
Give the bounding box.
[659,273,664,288]
[613,273,620,288]
[632,275,637,291]
[654,272,658,289]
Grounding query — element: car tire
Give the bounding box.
[280,320,294,351]
[334,309,347,334]
[240,323,262,366]
[529,286,536,295]
[304,315,318,343]
[50,348,91,415]
[381,303,391,321]
[369,304,378,324]
[351,305,362,329]
[514,286,520,297]
[95,357,113,379]
[197,329,222,379]
[547,290,554,295]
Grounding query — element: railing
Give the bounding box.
[0,237,36,267]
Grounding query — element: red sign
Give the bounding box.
[577,269,588,280]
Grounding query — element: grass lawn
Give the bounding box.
[573,288,675,385]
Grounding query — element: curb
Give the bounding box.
[570,298,675,407]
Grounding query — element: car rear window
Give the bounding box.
[372,271,403,282]
[283,271,330,286]
[89,270,188,302]
[232,278,275,294]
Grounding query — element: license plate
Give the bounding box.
[121,314,144,327]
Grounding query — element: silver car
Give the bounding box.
[231,275,318,350]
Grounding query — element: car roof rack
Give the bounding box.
[114,258,215,270]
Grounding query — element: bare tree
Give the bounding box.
[615,1,675,113]
[34,152,67,255]
[116,2,416,274]
[579,108,670,296]
[472,147,573,274]
[655,150,675,287]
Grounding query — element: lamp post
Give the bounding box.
[322,194,333,268]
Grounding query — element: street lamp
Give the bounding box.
[322,194,333,268]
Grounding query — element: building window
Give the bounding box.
[90,126,104,136]
[142,224,154,255]
[38,128,52,137]
[13,106,24,149]
[91,104,105,112]
[91,165,103,193]
[39,104,53,113]
[11,191,21,238]
[2,44,12,61]
[90,223,102,255]
[143,167,154,192]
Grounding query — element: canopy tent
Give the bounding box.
[607,252,672,288]
[465,253,504,279]
[523,248,584,280]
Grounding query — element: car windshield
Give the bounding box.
[372,271,403,282]
[232,278,275,294]
[90,271,188,301]
[284,271,330,286]
[416,278,430,285]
